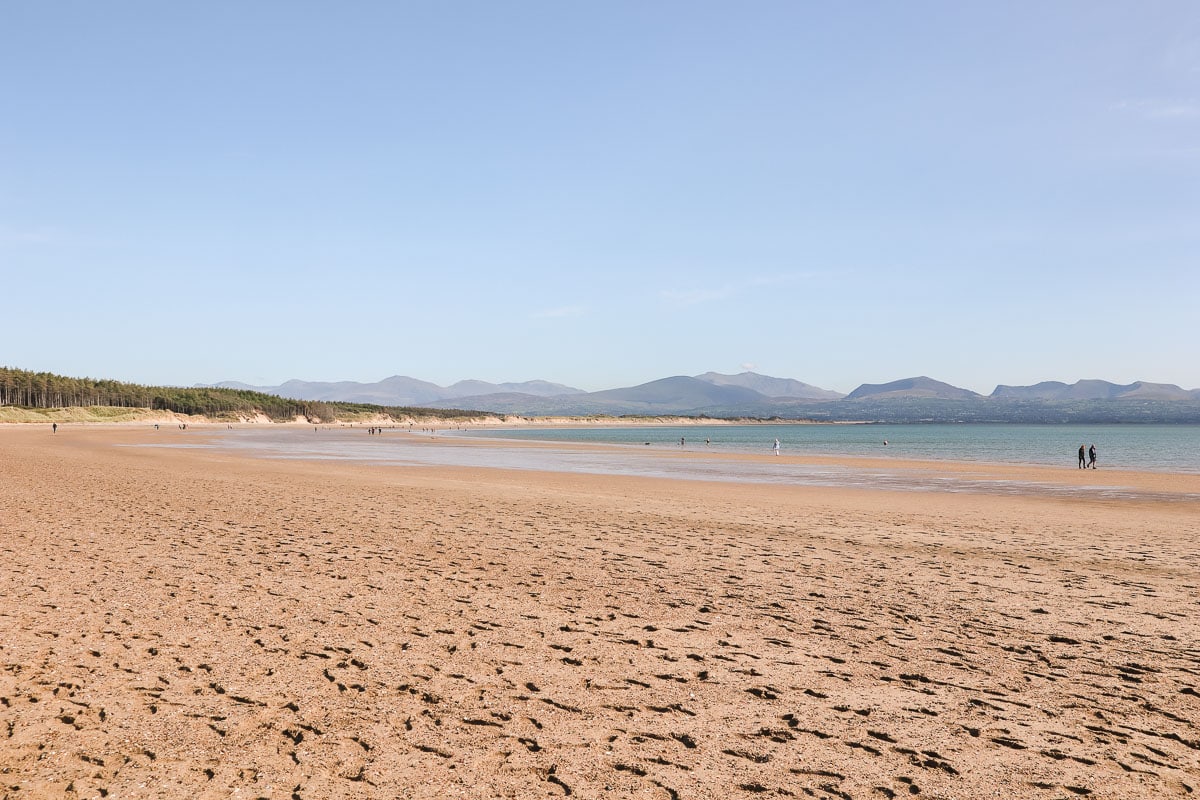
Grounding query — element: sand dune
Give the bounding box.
[1,426,1198,799]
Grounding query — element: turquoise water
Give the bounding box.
[454,423,1200,473]
[152,425,1200,501]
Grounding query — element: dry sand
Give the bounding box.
[2,426,1198,799]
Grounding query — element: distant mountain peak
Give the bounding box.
[209,375,582,406]
[990,379,1193,401]
[588,375,766,407]
[694,371,844,400]
[846,376,981,401]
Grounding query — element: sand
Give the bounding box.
[1,426,1198,799]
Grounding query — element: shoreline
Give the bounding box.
[13,421,1200,498]
[10,411,1200,477]
[202,424,1200,499]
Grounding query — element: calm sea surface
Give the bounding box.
[457,423,1200,473]
[167,423,1200,502]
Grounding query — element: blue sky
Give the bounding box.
[3,2,1197,394]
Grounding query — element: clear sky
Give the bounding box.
[3,2,1197,395]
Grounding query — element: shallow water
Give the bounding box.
[150,427,1200,504]
[457,423,1200,473]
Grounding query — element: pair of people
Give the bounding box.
[1077,444,1097,469]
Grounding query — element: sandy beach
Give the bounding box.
[2,426,1198,799]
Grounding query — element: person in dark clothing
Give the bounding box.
[1088,444,1097,469]
[1078,444,1086,469]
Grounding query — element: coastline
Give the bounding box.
[2,426,1197,798]
[201,424,1200,498]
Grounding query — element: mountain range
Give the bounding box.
[214,376,583,406]
[210,373,1200,422]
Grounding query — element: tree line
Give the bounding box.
[0,367,485,423]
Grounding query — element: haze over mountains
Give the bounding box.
[212,372,1200,422]
[215,376,583,406]
[990,380,1198,402]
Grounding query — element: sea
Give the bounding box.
[456,423,1200,473]
[175,423,1200,502]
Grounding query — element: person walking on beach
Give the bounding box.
[51,423,57,434]
[1078,444,1086,469]
[773,438,781,456]
[1088,444,1097,469]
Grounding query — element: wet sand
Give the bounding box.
[2,426,1199,799]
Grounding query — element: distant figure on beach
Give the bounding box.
[1078,444,1086,469]
[705,438,710,447]
[1088,444,1097,469]
[883,440,887,446]
[52,423,57,434]
[680,437,685,447]
[773,438,780,456]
